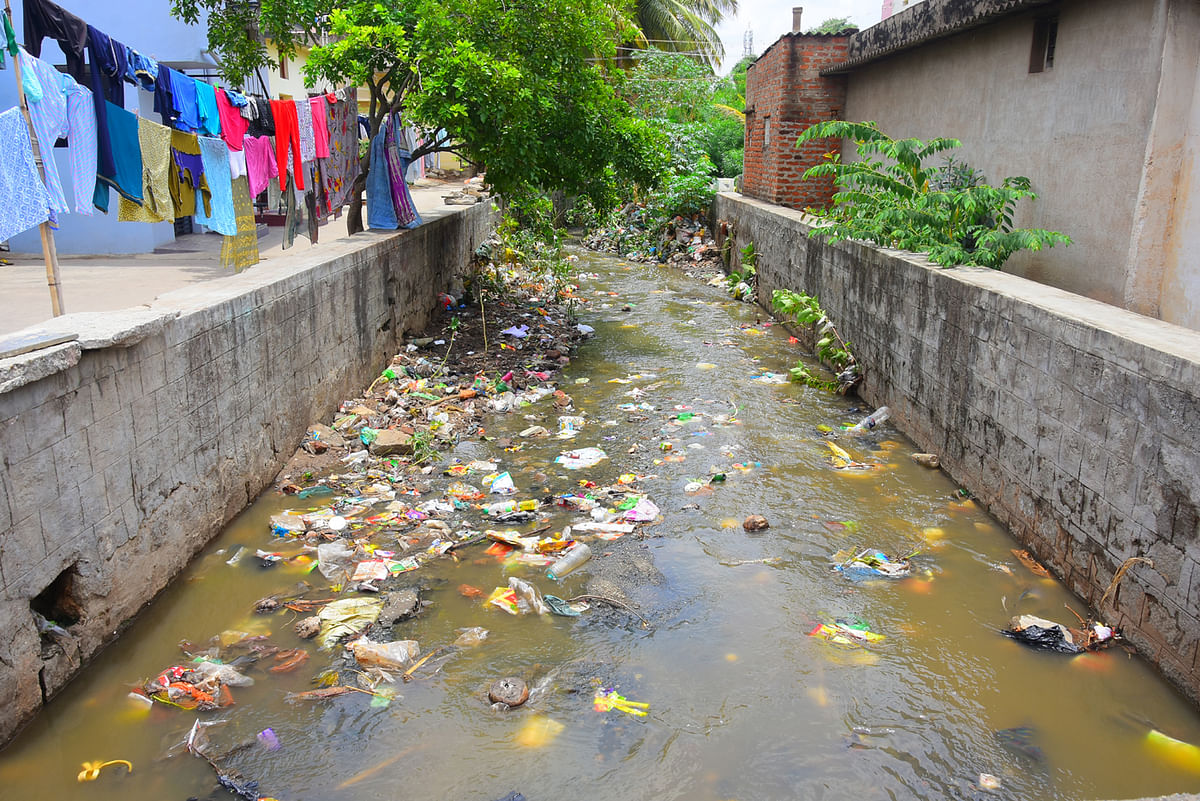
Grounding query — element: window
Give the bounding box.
[764,116,772,148]
[279,57,289,79]
[1029,15,1058,73]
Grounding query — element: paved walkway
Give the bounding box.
[0,182,479,337]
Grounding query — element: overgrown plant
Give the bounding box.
[726,241,757,301]
[771,289,860,394]
[796,121,1070,269]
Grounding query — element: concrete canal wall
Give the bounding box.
[714,192,1200,704]
[0,202,496,744]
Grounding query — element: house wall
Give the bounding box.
[716,191,1200,705]
[0,201,496,746]
[840,0,1169,311]
[743,34,849,209]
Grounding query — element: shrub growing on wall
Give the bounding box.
[796,120,1070,269]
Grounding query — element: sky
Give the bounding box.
[716,0,885,73]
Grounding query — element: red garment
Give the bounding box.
[309,96,331,159]
[216,89,248,151]
[271,99,304,190]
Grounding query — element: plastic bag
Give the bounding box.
[454,627,489,647]
[508,577,550,616]
[1002,615,1081,654]
[317,542,357,580]
[350,638,421,670]
[317,597,383,649]
[193,661,255,687]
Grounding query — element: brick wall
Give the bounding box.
[743,34,849,210]
[717,191,1200,705]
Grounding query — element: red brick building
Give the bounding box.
[742,22,849,210]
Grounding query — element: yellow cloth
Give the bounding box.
[220,175,259,272]
[118,117,173,223]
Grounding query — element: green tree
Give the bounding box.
[629,0,738,68]
[172,0,667,230]
[796,120,1070,269]
[806,17,859,34]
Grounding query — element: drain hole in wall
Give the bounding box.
[30,564,84,629]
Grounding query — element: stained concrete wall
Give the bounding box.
[715,191,1200,703]
[0,202,495,744]
[839,0,1200,329]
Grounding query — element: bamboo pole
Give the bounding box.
[6,0,66,316]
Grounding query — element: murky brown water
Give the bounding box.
[3,249,1199,801]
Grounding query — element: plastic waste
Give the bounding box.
[317,598,383,649]
[1146,728,1200,773]
[508,577,550,615]
[77,759,133,782]
[554,447,607,469]
[515,715,564,747]
[543,594,582,616]
[623,497,660,522]
[487,587,521,615]
[1002,614,1082,654]
[316,541,357,580]
[593,688,649,716]
[454,627,489,647]
[256,728,281,751]
[836,549,913,579]
[485,499,539,516]
[193,661,254,687]
[838,406,890,436]
[350,638,421,670]
[547,543,592,580]
[484,472,517,494]
[809,619,885,646]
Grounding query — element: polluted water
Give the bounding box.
[3,247,1200,801]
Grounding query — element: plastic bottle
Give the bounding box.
[485,499,539,515]
[546,544,592,580]
[845,406,890,435]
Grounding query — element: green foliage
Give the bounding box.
[796,120,1071,269]
[771,289,860,394]
[408,429,442,465]
[623,49,715,123]
[806,17,859,34]
[494,204,575,299]
[725,241,757,301]
[631,0,738,68]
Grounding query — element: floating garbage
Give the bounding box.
[489,677,530,707]
[317,598,383,649]
[351,638,421,670]
[546,543,592,580]
[1146,728,1200,774]
[555,447,607,469]
[808,619,885,647]
[77,759,132,782]
[515,716,564,747]
[835,548,914,579]
[593,688,649,717]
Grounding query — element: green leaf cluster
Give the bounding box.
[771,288,860,393]
[796,120,1071,269]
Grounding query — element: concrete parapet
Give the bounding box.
[0,201,496,744]
[715,191,1200,704]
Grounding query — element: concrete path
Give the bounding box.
[0,182,481,337]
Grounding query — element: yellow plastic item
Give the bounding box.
[1146,729,1200,774]
[593,689,650,716]
[515,716,565,747]
[77,760,132,782]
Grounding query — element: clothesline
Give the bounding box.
[1,0,431,272]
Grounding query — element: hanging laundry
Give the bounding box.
[282,178,309,249]
[229,149,247,182]
[87,25,128,212]
[23,0,88,79]
[21,49,96,216]
[384,114,421,229]
[243,135,278,199]
[194,80,221,137]
[245,96,274,137]
[295,97,316,162]
[271,99,303,191]
[216,89,247,151]
[94,100,144,209]
[0,13,18,70]
[220,175,259,271]
[223,90,248,108]
[365,129,398,231]
[321,87,359,213]
[169,129,209,218]
[153,64,177,128]
[309,96,331,159]
[118,117,174,223]
[167,68,201,132]
[307,161,327,226]
[0,107,53,242]
[124,47,158,91]
[195,136,236,235]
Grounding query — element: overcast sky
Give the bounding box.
[716,0,885,73]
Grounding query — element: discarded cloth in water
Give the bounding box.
[317,597,383,649]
